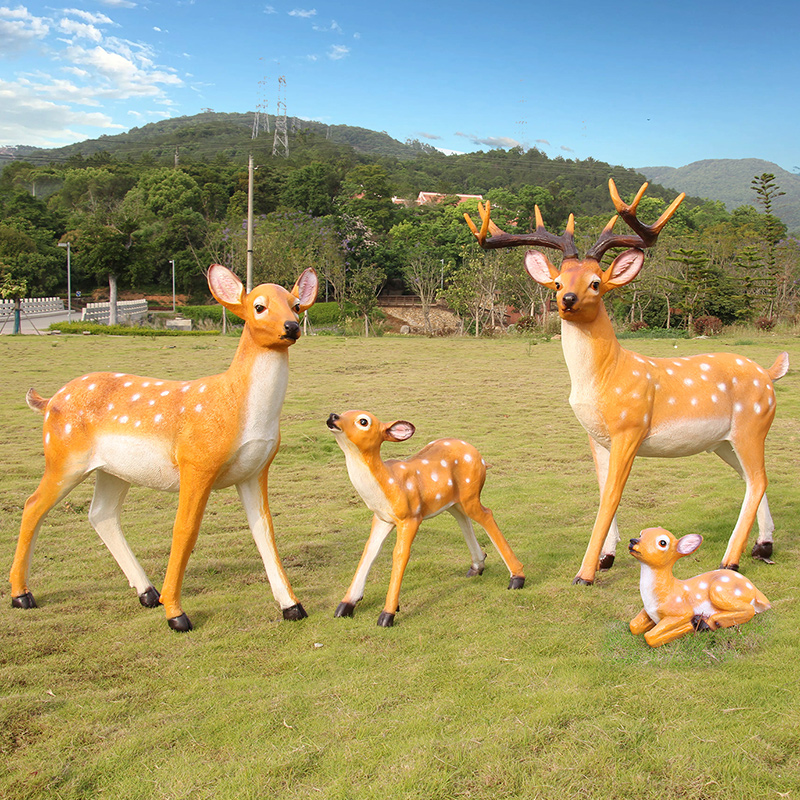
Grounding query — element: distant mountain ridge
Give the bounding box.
[638,158,800,232]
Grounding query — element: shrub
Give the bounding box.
[693,315,723,336]
[754,316,776,331]
[629,321,649,332]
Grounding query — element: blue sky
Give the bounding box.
[1,0,798,171]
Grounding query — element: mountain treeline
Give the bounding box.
[0,112,796,333]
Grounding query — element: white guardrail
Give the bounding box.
[0,297,65,316]
[81,299,148,324]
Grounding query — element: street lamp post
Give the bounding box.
[57,241,72,322]
[170,259,176,312]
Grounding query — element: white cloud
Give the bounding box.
[61,9,114,26]
[0,6,49,55]
[289,8,317,18]
[96,0,137,8]
[264,5,277,13]
[58,18,105,43]
[455,132,520,149]
[328,44,348,60]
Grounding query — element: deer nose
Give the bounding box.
[326,413,340,430]
[283,320,301,339]
[628,538,640,551]
[562,292,578,309]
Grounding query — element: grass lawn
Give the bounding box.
[1,331,799,799]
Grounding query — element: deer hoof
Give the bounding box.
[283,603,308,621]
[599,554,615,571]
[466,565,485,577]
[334,602,355,618]
[138,587,161,608]
[572,576,594,586]
[377,611,395,628]
[168,613,193,632]
[692,615,712,633]
[752,542,774,563]
[11,591,37,609]
[720,563,740,572]
[508,576,525,590]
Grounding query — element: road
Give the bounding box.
[0,310,74,335]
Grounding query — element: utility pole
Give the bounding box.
[246,153,254,292]
[57,241,72,322]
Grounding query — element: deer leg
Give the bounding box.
[379,520,420,627]
[336,516,395,618]
[159,470,214,631]
[644,614,696,648]
[705,605,756,630]
[237,471,307,622]
[455,499,525,589]
[88,471,159,606]
[10,463,86,608]
[589,438,621,571]
[630,609,655,636]
[714,441,774,563]
[713,441,767,570]
[575,435,641,585]
[447,505,487,577]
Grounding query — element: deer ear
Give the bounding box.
[208,265,246,316]
[524,250,559,290]
[676,534,703,556]
[292,268,318,312]
[384,421,415,442]
[604,249,644,289]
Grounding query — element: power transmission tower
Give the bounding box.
[272,75,289,158]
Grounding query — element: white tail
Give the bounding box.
[326,410,525,627]
[10,264,318,631]
[628,526,770,647]
[467,180,788,585]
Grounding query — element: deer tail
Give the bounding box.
[26,389,49,414]
[768,352,789,383]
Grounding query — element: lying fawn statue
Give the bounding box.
[628,527,770,647]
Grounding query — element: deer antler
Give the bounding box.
[464,202,580,258]
[586,180,685,261]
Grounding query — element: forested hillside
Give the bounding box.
[639,159,800,231]
[1,112,796,333]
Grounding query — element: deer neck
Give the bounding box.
[638,562,677,622]
[338,441,394,520]
[560,303,621,381]
[225,331,290,442]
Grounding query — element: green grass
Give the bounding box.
[1,333,799,799]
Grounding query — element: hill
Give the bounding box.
[2,111,423,166]
[638,158,800,232]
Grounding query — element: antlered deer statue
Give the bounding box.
[465,180,788,585]
[10,265,318,631]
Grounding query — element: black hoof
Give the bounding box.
[572,576,594,586]
[720,563,740,572]
[508,575,525,590]
[692,615,712,633]
[138,587,161,608]
[466,565,485,577]
[377,611,395,627]
[168,613,193,632]
[752,541,774,563]
[11,591,37,609]
[282,603,308,621]
[599,554,615,571]
[334,602,355,618]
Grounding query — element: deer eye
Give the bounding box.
[657,538,669,550]
[294,302,300,313]
[554,281,562,291]
[356,416,370,429]
[590,279,601,291]
[254,304,266,314]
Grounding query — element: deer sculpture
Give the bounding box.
[465,180,789,585]
[326,410,525,627]
[10,265,318,631]
[629,526,770,647]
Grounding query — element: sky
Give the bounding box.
[1,0,798,172]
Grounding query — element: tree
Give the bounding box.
[751,173,788,316]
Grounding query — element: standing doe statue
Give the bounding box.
[326,410,525,627]
[465,180,789,585]
[10,265,318,631]
[629,527,770,647]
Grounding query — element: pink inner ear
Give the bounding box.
[295,269,318,307]
[387,421,415,441]
[524,251,556,285]
[209,265,243,305]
